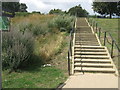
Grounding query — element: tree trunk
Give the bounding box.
[110,12,112,19]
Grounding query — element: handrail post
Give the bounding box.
[68,51,70,75]
[96,23,97,33]
[98,28,101,39]
[111,40,114,58]
[104,32,106,46]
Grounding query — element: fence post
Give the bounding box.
[98,28,101,39]
[68,51,70,75]
[111,40,114,58]
[104,32,107,46]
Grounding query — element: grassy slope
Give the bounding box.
[92,18,120,74]
[2,14,69,88]
[94,18,119,42]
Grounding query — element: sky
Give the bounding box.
[20,0,95,15]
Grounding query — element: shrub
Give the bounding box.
[15,12,31,17]
[2,29,34,72]
[48,15,75,32]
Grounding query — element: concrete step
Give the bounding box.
[74,46,105,49]
[75,40,98,42]
[74,49,106,52]
[74,63,113,68]
[74,67,115,73]
[74,59,111,63]
[74,55,110,59]
[75,43,99,45]
[74,52,108,55]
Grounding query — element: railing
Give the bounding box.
[87,17,120,58]
[68,19,75,75]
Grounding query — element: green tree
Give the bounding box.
[49,9,64,15]
[19,3,28,12]
[68,4,89,17]
[32,11,41,14]
[2,2,20,12]
[92,2,118,18]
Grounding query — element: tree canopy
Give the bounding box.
[68,4,89,17]
[92,2,119,18]
[49,9,64,15]
[2,2,28,12]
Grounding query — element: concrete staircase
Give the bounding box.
[72,18,117,74]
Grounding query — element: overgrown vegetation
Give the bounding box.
[2,14,74,88]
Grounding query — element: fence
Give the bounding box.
[87,17,120,59]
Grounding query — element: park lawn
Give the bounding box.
[2,67,67,88]
[94,18,119,42]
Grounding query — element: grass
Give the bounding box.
[2,67,66,88]
[93,18,119,42]
[2,14,71,88]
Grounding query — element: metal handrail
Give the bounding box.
[68,20,75,75]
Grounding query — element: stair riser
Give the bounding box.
[74,50,106,52]
[74,47,105,49]
[74,65,113,68]
[74,57,109,59]
[74,70,115,73]
[74,53,108,55]
[74,61,111,63]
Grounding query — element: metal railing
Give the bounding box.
[68,19,75,75]
[87,17,120,58]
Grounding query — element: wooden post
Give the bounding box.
[104,32,107,46]
[111,40,114,58]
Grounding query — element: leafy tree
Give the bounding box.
[92,2,118,18]
[32,11,41,14]
[19,3,28,12]
[2,2,28,12]
[68,4,89,17]
[2,2,20,12]
[49,9,64,15]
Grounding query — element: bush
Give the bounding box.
[2,29,34,72]
[16,20,49,36]
[15,12,31,17]
[48,15,75,32]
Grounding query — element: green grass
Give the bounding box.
[94,18,119,42]
[2,67,67,88]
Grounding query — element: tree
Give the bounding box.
[32,11,41,14]
[68,4,89,17]
[2,2,28,13]
[2,2,20,12]
[92,2,118,18]
[49,9,64,15]
[19,3,28,12]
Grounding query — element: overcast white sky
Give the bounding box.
[20,0,95,15]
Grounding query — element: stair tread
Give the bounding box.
[74,63,113,66]
[75,49,106,51]
[74,55,109,57]
[74,59,111,62]
[74,45,105,48]
[74,52,107,55]
[74,67,115,71]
